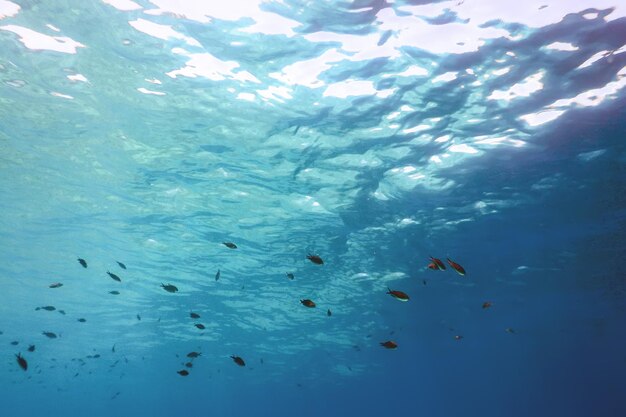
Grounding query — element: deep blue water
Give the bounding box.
[1,1,625,416]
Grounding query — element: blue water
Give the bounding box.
[1,1,625,416]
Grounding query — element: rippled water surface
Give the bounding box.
[1,1,625,416]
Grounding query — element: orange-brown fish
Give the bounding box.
[387,288,409,302]
[427,262,439,270]
[429,256,446,270]
[231,355,245,366]
[482,301,492,309]
[380,340,398,349]
[306,254,323,265]
[447,258,466,276]
[16,353,27,371]
[300,299,316,308]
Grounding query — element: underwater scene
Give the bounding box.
[1,1,625,416]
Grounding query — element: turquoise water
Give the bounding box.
[1,1,625,416]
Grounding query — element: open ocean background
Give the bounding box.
[1,1,625,416]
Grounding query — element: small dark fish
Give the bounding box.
[16,353,28,371]
[423,279,427,286]
[327,309,332,316]
[230,355,245,367]
[189,312,200,319]
[78,258,87,268]
[300,299,316,308]
[260,358,264,364]
[482,302,492,309]
[49,282,63,288]
[112,344,116,353]
[187,352,201,358]
[185,362,193,368]
[429,256,446,270]
[77,318,86,323]
[107,271,122,282]
[222,242,237,249]
[93,354,101,359]
[42,331,57,339]
[111,391,120,399]
[194,323,206,330]
[387,288,409,302]
[306,254,323,265]
[36,306,56,311]
[58,310,66,315]
[117,261,126,270]
[447,258,466,276]
[215,269,220,281]
[380,340,398,349]
[177,370,189,376]
[11,341,19,345]
[109,291,120,295]
[136,314,141,321]
[161,283,178,293]
[286,272,294,280]
[27,344,35,352]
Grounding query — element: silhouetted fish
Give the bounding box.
[194,324,206,330]
[49,282,63,288]
[107,271,122,282]
[117,261,126,269]
[27,344,35,352]
[380,340,398,349]
[306,254,323,265]
[482,302,492,309]
[16,353,27,371]
[187,352,201,358]
[300,299,316,308]
[189,312,200,319]
[215,269,220,281]
[109,291,120,295]
[386,288,409,302]
[161,283,178,293]
[36,306,56,311]
[58,310,65,315]
[223,242,237,249]
[78,258,87,268]
[185,362,193,368]
[327,309,332,316]
[230,355,245,366]
[42,332,57,339]
[177,370,189,376]
[136,314,141,321]
[11,341,18,345]
[286,272,294,280]
[77,318,86,323]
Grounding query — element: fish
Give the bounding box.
[136,314,141,321]
[454,335,464,340]
[189,312,200,319]
[117,261,127,269]
[185,362,193,368]
[300,299,316,308]
[306,254,323,265]
[215,269,220,281]
[423,279,427,286]
[194,323,206,330]
[42,331,57,339]
[16,353,28,371]
[109,291,120,295]
[327,309,332,317]
[77,318,87,323]
[78,258,87,268]
[482,301,492,309]
[36,306,56,311]
[186,352,201,358]
[387,288,409,302]
[49,282,63,288]
[112,344,116,353]
[58,310,65,315]
[177,370,189,376]
[286,272,294,280]
[429,256,446,270]
[107,271,122,282]
[161,283,178,293]
[223,242,237,249]
[447,258,466,276]
[11,341,19,345]
[27,345,35,352]
[380,340,398,349]
[230,355,245,367]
